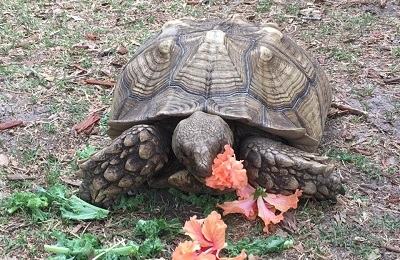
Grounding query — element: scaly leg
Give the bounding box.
[77,125,169,207]
[240,136,345,200]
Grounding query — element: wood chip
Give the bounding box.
[0,120,24,130]
[74,113,101,134]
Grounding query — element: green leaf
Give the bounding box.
[225,236,294,256]
[45,232,141,259]
[136,238,165,259]
[133,218,183,239]
[3,190,50,221]
[60,195,109,220]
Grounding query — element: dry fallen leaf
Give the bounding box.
[86,32,99,41]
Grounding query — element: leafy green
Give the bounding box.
[136,238,165,259]
[133,218,183,239]
[112,194,144,211]
[3,184,109,221]
[169,188,237,215]
[45,232,137,260]
[225,236,294,256]
[2,190,50,221]
[75,144,96,160]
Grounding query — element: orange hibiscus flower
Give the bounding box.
[218,185,302,233]
[205,145,247,191]
[172,211,246,260]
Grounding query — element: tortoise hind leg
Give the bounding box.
[77,124,169,207]
[240,136,345,200]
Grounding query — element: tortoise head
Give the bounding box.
[172,111,234,180]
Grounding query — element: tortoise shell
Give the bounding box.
[107,15,332,153]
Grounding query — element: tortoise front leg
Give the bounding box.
[77,124,169,207]
[240,136,345,200]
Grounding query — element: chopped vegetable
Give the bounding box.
[133,218,183,238]
[2,184,109,221]
[226,236,294,256]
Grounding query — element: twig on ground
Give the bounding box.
[331,102,368,116]
[84,78,115,88]
[7,174,36,181]
[381,243,400,253]
[383,77,400,85]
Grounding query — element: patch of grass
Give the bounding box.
[328,149,381,179]
[331,47,356,62]
[371,213,400,233]
[4,236,28,254]
[286,3,301,17]
[44,156,62,185]
[113,194,145,211]
[318,225,379,257]
[75,144,97,160]
[351,84,375,97]
[22,148,39,163]
[391,46,400,57]
[256,0,273,13]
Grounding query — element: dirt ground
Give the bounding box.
[0,0,399,259]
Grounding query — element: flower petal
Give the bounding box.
[206,145,248,191]
[257,197,284,233]
[183,216,213,248]
[217,196,257,220]
[218,249,247,260]
[172,240,200,260]
[196,252,217,260]
[201,211,227,251]
[263,189,303,213]
[236,183,255,199]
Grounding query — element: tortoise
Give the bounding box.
[77,15,345,206]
